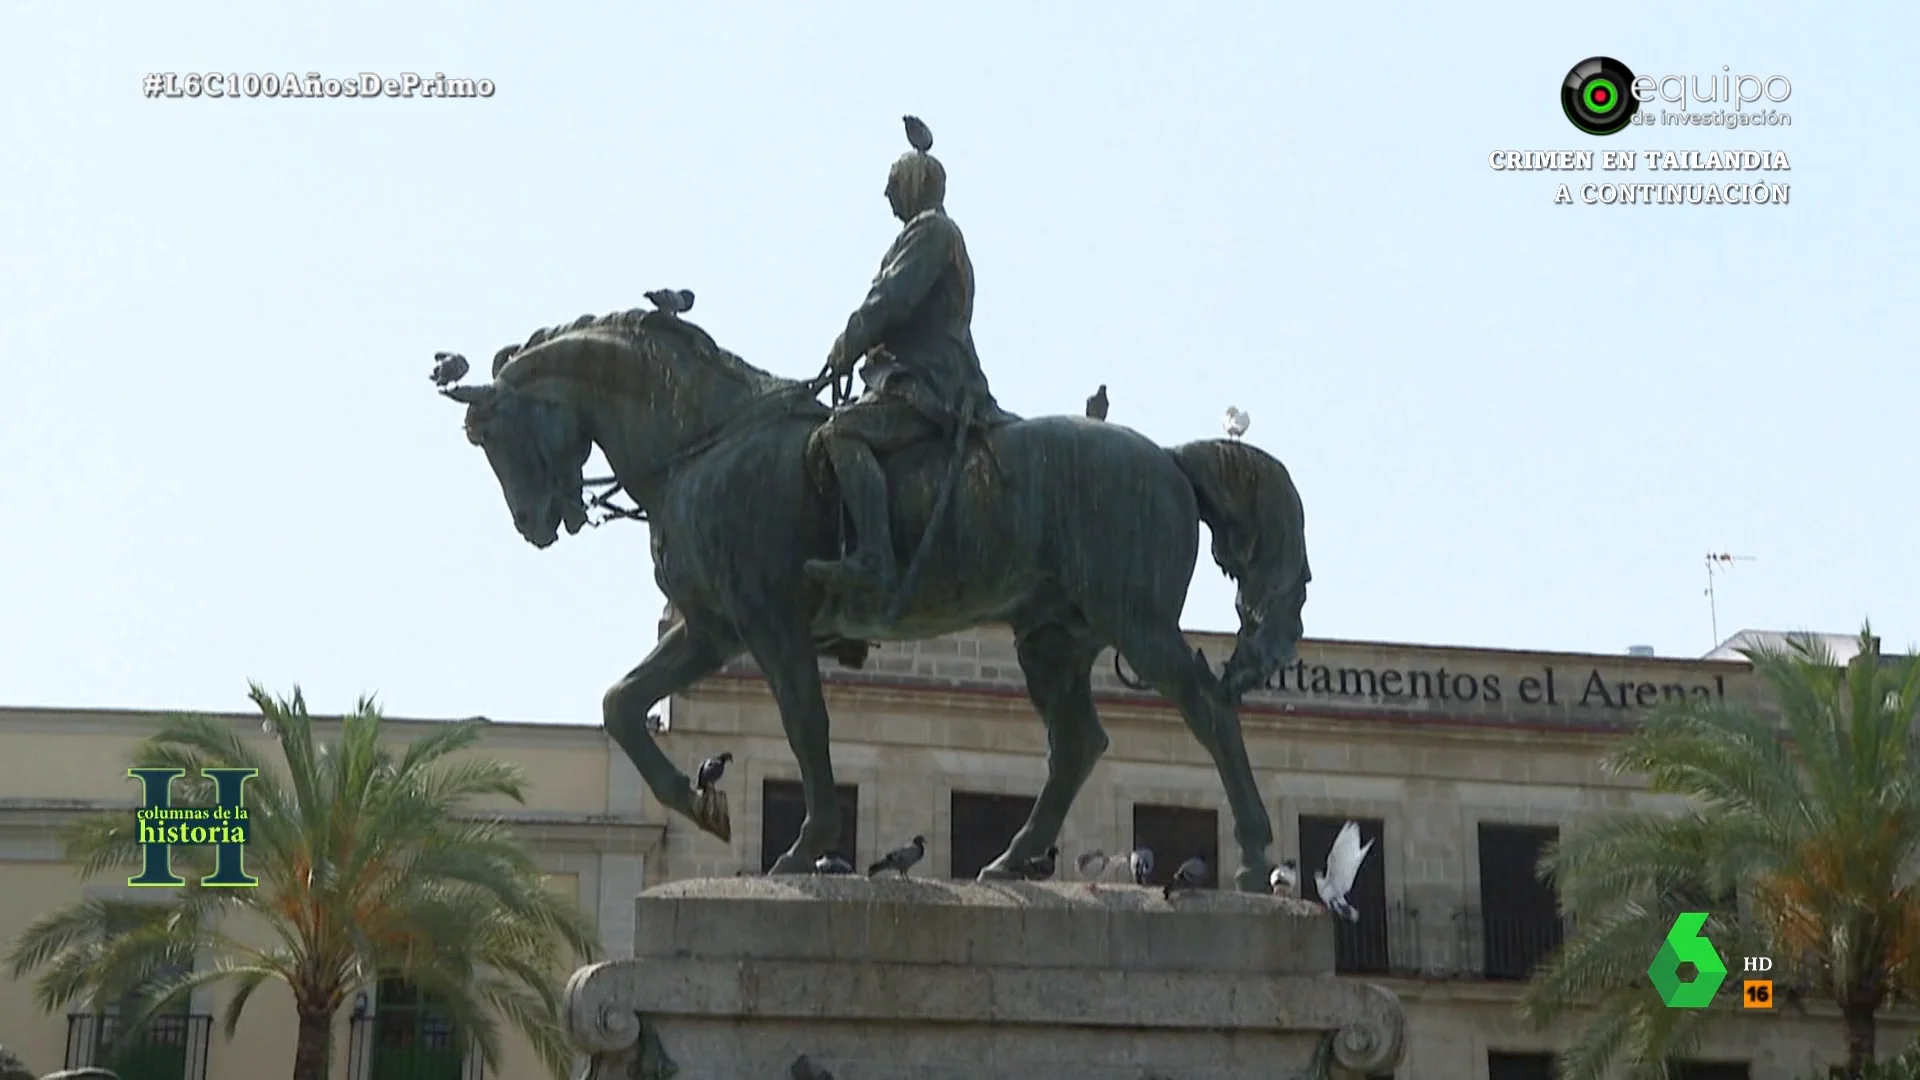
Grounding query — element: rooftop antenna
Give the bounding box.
[1704,551,1756,648]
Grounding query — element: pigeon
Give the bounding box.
[1075,850,1110,880]
[903,115,934,153]
[1016,846,1059,881]
[430,351,469,386]
[695,752,731,792]
[645,288,695,314]
[1270,859,1300,896]
[791,1053,836,1080]
[1085,384,1109,421]
[1223,406,1251,440]
[1315,820,1373,923]
[813,852,854,875]
[1129,847,1154,886]
[1164,855,1208,899]
[868,835,926,877]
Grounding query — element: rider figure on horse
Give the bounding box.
[806,116,1015,604]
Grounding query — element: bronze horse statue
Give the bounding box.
[439,308,1309,891]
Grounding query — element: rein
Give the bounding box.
[579,362,850,528]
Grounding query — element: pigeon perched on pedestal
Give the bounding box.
[1017,846,1059,881]
[1164,855,1209,899]
[1129,847,1154,886]
[645,288,695,314]
[1315,821,1373,922]
[814,852,854,875]
[430,351,469,386]
[869,835,926,877]
[791,1053,837,1080]
[1076,850,1109,880]
[1270,859,1300,896]
[1086,384,1109,420]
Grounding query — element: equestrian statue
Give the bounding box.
[434,117,1310,891]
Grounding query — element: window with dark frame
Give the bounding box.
[1130,804,1219,889]
[1486,1051,1556,1080]
[1298,815,1389,973]
[1670,1061,1752,1080]
[1477,823,1564,980]
[371,977,463,1080]
[760,779,860,873]
[949,791,1036,879]
[88,954,196,1080]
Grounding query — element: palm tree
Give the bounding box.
[6,684,597,1080]
[1521,625,1920,1080]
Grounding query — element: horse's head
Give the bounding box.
[441,378,591,549]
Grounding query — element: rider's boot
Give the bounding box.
[804,439,900,599]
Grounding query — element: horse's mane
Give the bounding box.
[490,307,790,398]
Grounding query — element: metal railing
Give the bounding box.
[347,1013,484,1080]
[65,1013,211,1080]
[1452,909,1568,981]
[1331,901,1423,976]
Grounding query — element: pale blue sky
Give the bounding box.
[2,1,1912,722]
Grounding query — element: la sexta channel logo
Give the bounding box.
[1562,57,1640,136]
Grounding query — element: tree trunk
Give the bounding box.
[291,1008,334,1080]
[1841,1002,1877,1078]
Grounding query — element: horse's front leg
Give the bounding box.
[747,629,842,874]
[602,618,740,834]
[980,623,1107,880]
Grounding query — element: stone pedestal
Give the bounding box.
[565,877,1406,1080]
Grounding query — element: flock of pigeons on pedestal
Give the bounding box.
[696,752,1375,921]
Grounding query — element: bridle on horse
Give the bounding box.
[577,362,852,528]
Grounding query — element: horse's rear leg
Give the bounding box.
[1110,623,1275,892]
[603,619,740,832]
[980,623,1107,881]
[745,627,844,875]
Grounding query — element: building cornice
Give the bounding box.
[0,706,606,745]
[0,799,662,855]
[683,672,1640,748]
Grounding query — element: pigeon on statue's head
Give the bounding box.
[903,115,934,153]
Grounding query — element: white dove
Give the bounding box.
[1315,820,1373,922]
[1223,406,1250,440]
[1269,859,1300,896]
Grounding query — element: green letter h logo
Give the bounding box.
[128,767,258,888]
[1650,912,1727,1007]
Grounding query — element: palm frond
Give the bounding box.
[9,682,596,1080]
[1535,621,1920,1075]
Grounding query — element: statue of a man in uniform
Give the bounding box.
[805,116,1015,602]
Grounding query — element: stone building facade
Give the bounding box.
[0,707,656,1080]
[648,622,1914,1080]
[0,620,1911,1079]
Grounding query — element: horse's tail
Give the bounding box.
[1168,439,1311,705]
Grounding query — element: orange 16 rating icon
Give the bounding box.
[1744,980,1774,1009]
